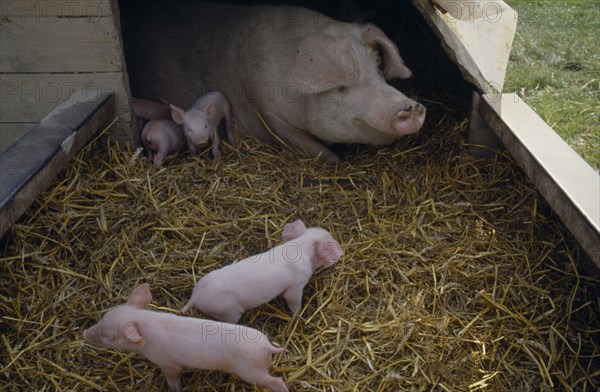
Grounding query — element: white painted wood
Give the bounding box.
[490,94,599,219]
[480,93,600,267]
[413,0,517,93]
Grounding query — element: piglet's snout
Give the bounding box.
[392,103,426,136]
[190,135,210,149]
[188,139,209,154]
[83,327,96,343]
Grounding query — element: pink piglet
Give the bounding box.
[83,283,287,392]
[170,91,235,157]
[181,219,343,323]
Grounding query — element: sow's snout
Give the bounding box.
[392,103,426,136]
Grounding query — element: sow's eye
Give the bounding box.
[337,86,348,94]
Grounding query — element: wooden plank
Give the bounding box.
[480,93,600,268]
[467,92,501,158]
[0,1,113,17]
[0,73,132,123]
[0,90,115,238]
[0,123,35,153]
[0,16,122,73]
[0,121,136,152]
[0,72,137,147]
[414,0,517,93]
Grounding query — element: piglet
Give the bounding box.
[170,91,235,157]
[132,97,172,121]
[181,220,343,323]
[141,120,186,168]
[83,283,288,392]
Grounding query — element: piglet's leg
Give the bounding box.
[236,365,288,392]
[258,375,289,392]
[146,150,154,164]
[216,309,243,325]
[187,141,197,155]
[282,286,303,315]
[161,366,183,392]
[154,152,167,169]
[223,105,236,145]
[211,127,221,158]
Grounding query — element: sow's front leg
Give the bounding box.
[270,118,340,165]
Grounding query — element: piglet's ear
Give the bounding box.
[282,219,307,242]
[170,104,186,125]
[127,283,152,309]
[362,24,412,80]
[315,239,343,267]
[123,322,145,346]
[206,103,215,118]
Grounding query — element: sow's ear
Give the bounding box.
[282,219,307,242]
[289,34,360,93]
[362,24,412,80]
[127,283,152,309]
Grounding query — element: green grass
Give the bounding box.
[503,0,600,170]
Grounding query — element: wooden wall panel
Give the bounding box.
[1,73,131,122]
[0,0,136,148]
[0,17,122,73]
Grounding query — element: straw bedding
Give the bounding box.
[1,103,599,391]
